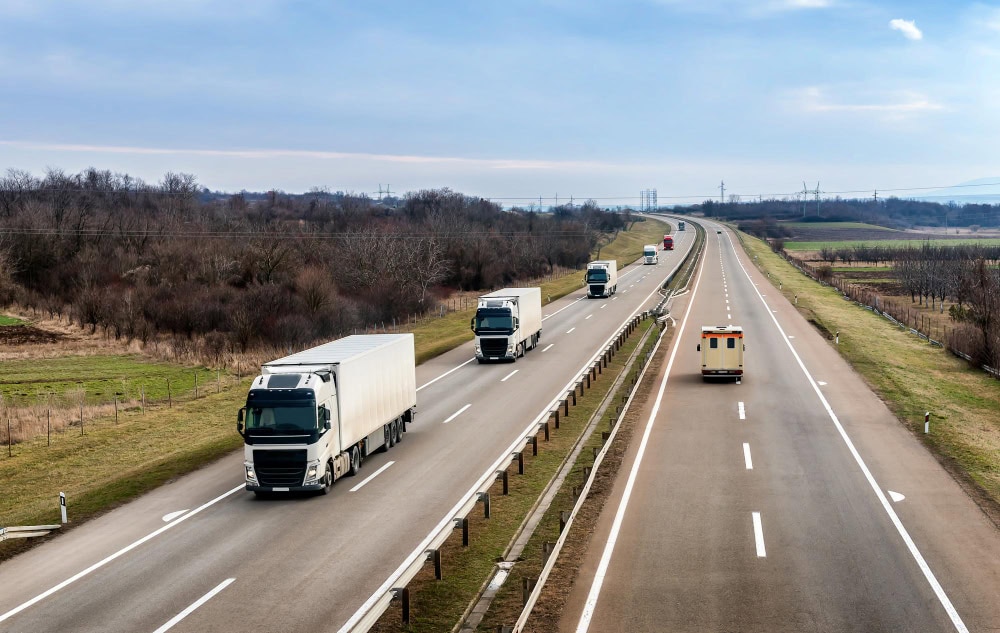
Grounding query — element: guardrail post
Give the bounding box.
[577,381,584,396]
[540,420,549,441]
[498,469,509,495]
[392,587,410,624]
[586,372,591,389]
[563,398,569,416]
[530,434,538,456]
[559,510,571,533]
[592,446,600,460]
[542,541,554,565]
[455,517,469,546]
[522,577,536,606]
[60,492,67,524]
[583,466,592,480]
[602,431,610,443]
[427,548,442,580]
[478,492,491,519]
[514,451,524,474]
[570,390,577,406]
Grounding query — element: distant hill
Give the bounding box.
[915,178,1000,204]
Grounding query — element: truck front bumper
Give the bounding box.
[246,483,324,493]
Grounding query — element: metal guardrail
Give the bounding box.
[337,236,694,633]
[0,525,61,542]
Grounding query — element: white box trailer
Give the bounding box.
[238,334,416,495]
[472,287,543,362]
[585,260,618,298]
[698,325,744,380]
[643,244,659,265]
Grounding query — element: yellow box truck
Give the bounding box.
[698,325,744,379]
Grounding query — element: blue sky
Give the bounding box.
[1,0,998,204]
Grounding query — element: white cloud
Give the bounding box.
[796,86,943,114]
[889,18,923,41]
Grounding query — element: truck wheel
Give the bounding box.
[348,446,362,476]
[319,460,334,495]
[396,419,404,443]
[381,424,392,452]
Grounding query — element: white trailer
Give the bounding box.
[472,287,543,362]
[585,260,618,298]
[238,334,416,495]
[643,244,659,265]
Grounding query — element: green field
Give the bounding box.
[784,238,1000,251]
[782,222,899,231]
[0,315,25,326]
[0,355,220,406]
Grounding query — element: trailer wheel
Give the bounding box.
[380,424,392,452]
[319,460,334,495]
[396,419,404,443]
[348,446,362,476]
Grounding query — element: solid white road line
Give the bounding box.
[152,578,235,633]
[752,512,766,557]
[501,369,519,382]
[738,401,746,420]
[566,328,576,334]
[743,443,753,470]
[575,230,707,633]
[416,357,476,392]
[0,484,245,624]
[442,404,472,424]
[726,232,970,632]
[542,344,554,352]
[349,461,396,492]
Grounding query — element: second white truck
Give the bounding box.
[237,334,416,495]
[585,260,618,298]
[643,244,659,265]
[472,287,543,362]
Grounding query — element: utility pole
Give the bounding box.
[873,189,878,204]
[719,181,725,203]
[801,182,809,217]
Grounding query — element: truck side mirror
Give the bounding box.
[513,317,519,330]
[236,408,245,437]
[697,344,701,351]
[470,318,475,331]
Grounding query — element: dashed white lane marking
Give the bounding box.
[542,344,554,352]
[600,303,607,309]
[743,443,753,470]
[727,313,732,319]
[889,490,906,502]
[162,510,189,523]
[0,484,245,625]
[788,335,795,339]
[586,314,593,320]
[417,357,476,392]
[152,578,235,633]
[566,327,576,334]
[442,404,472,424]
[501,369,519,382]
[738,401,746,420]
[611,297,618,301]
[726,299,729,304]
[818,381,827,386]
[752,512,766,557]
[349,461,396,492]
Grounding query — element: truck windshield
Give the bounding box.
[644,249,655,256]
[246,404,316,433]
[475,308,513,333]
[586,269,609,283]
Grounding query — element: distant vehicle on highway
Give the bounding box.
[678,221,685,231]
[697,325,744,379]
[643,244,659,265]
[716,229,722,234]
[663,235,674,250]
[238,334,416,495]
[472,287,543,362]
[585,260,618,298]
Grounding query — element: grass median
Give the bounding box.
[372,319,658,632]
[738,233,1000,514]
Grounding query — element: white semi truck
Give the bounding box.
[237,334,416,495]
[643,244,659,265]
[585,260,618,298]
[472,287,543,362]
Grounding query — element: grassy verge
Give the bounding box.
[739,233,1000,510]
[0,315,25,326]
[784,238,1000,250]
[411,218,669,363]
[372,319,658,632]
[0,380,247,557]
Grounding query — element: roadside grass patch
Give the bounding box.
[784,238,1000,251]
[740,233,1000,510]
[0,315,25,326]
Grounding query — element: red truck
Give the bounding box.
[663,235,674,250]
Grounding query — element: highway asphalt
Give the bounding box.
[0,228,690,633]
[559,221,1000,633]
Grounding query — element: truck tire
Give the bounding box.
[381,424,392,452]
[319,460,334,495]
[348,446,362,476]
[396,419,404,443]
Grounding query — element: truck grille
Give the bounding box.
[253,449,307,486]
[480,337,508,356]
[589,284,605,297]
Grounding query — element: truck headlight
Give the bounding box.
[304,460,321,484]
[245,463,257,482]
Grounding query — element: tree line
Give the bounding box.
[0,168,625,355]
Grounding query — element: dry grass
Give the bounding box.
[740,233,1000,509]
